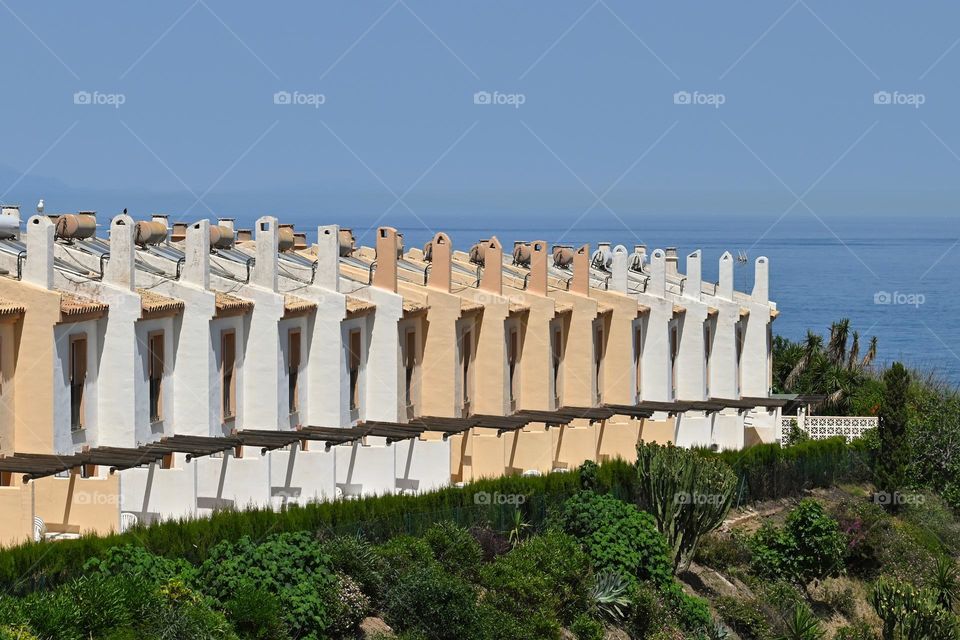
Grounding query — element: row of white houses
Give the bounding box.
[0,205,782,543]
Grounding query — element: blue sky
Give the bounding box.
[1,1,959,225]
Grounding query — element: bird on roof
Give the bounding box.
[36,199,44,214]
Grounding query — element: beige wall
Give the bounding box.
[640,417,676,444]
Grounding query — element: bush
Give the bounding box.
[384,564,481,640]
[557,491,672,587]
[468,523,510,561]
[659,581,712,633]
[223,583,289,639]
[715,595,771,640]
[328,573,370,637]
[376,535,437,578]
[197,532,336,639]
[570,614,604,640]
[480,530,593,636]
[751,499,846,584]
[832,621,877,640]
[694,531,751,572]
[636,443,737,572]
[324,534,389,607]
[83,545,195,585]
[819,579,857,619]
[423,521,483,580]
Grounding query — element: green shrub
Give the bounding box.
[376,535,437,580]
[751,499,846,584]
[328,573,370,637]
[820,580,857,619]
[468,523,510,561]
[198,532,335,639]
[832,621,877,640]
[590,568,632,624]
[83,545,195,585]
[715,595,771,640]
[480,530,593,636]
[570,613,604,640]
[223,582,289,639]
[384,564,481,640]
[423,521,483,580]
[324,534,389,607]
[694,531,751,572]
[557,491,672,587]
[659,581,712,633]
[0,627,39,640]
[637,442,737,572]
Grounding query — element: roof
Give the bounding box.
[59,291,109,318]
[215,292,253,315]
[138,289,184,317]
[403,298,429,315]
[284,294,317,317]
[460,299,483,314]
[345,296,376,317]
[596,302,614,315]
[0,298,25,318]
[554,300,574,315]
[508,301,530,315]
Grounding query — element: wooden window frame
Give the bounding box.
[221,329,237,422]
[288,328,301,414]
[69,334,88,431]
[147,330,164,423]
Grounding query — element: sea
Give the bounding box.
[334,212,960,387]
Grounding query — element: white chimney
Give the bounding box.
[104,214,136,290]
[182,220,211,288]
[316,225,340,292]
[752,256,769,303]
[718,252,734,300]
[685,250,701,301]
[23,215,54,289]
[252,216,279,291]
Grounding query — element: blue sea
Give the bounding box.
[340,212,960,387]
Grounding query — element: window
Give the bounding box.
[551,326,562,409]
[403,329,417,414]
[69,335,87,431]
[634,325,643,402]
[593,324,604,404]
[221,330,236,420]
[349,330,362,412]
[670,325,680,399]
[148,331,164,423]
[508,328,519,410]
[460,329,472,414]
[704,325,712,397]
[288,329,301,414]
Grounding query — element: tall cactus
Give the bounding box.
[635,442,737,573]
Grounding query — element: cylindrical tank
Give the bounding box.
[513,242,532,266]
[338,229,355,257]
[553,245,574,269]
[134,220,167,245]
[55,214,97,240]
[277,225,295,251]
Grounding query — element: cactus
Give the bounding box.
[635,442,737,573]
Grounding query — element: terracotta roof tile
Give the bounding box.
[345,296,376,317]
[138,289,184,316]
[59,291,109,317]
[508,301,530,315]
[215,292,253,315]
[554,301,574,315]
[284,294,317,316]
[460,299,483,314]
[403,299,429,315]
[0,298,25,317]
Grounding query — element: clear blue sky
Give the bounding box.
[1,1,959,226]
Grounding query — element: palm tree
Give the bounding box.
[773,318,878,414]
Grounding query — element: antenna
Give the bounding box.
[735,250,749,292]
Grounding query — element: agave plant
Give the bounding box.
[778,604,825,640]
[590,568,632,624]
[933,555,960,613]
[506,508,531,548]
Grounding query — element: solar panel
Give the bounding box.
[279,251,315,269]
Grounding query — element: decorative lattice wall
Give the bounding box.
[779,416,878,445]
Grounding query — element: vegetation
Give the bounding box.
[636,442,737,572]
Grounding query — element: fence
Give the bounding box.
[779,415,878,445]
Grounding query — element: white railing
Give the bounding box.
[779,415,878,445]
